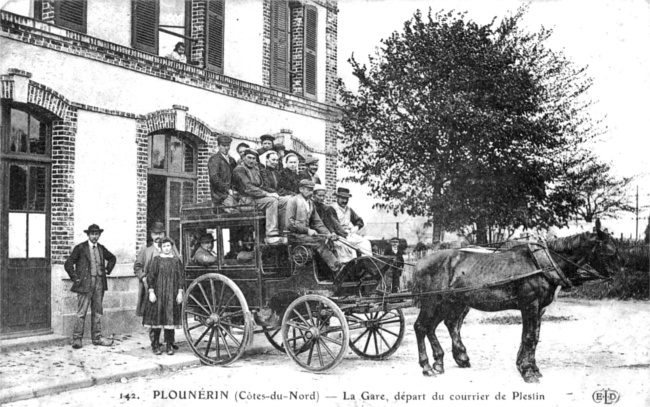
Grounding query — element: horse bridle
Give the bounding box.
[547,239,612,282]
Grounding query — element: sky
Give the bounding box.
[336,0,650,240]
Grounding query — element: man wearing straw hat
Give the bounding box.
[286,179,341,274]
[64,224,116,349]
[333,187,373,260]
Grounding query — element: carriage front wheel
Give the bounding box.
[281,295,349,373]
[348,309,405,360]
[182,273,252,366]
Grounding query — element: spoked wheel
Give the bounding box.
[348,309,405,359]
[264,328,285,353]
[182,273,252,366]
[282,295,349,373]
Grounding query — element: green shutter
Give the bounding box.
[303,5,317,99]
[54,0,87,33]
[132,0,159,54]
[206,0,225,73]
[271,0,289,91]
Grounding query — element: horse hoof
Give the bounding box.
[433,363,445,374]
[458,360,471,368]
[422,369,436,377]
[523,372,540,384]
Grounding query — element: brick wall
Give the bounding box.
[41,1,54,23]
[190,0,206,68]
[325,0,338,104]
[135,120,148,255]
[262,0,271,87]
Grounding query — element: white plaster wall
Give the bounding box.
[74,111,138,263]
[224,0,263,85]
[1,40,328,150]
[1,0,33,17]
[88,0,131,47]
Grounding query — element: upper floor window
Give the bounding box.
[303,5,318,99]
[270,0,289,91]
[54,0,87,33]
[1,105,50,156]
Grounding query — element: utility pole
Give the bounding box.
[635,185,639,241]
[396,222,400,239]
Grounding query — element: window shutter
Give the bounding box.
[270,0,289,91]
[54,0,87,33]
[131,0,159,54]
[206,0,225,73]
[303,5,317,99]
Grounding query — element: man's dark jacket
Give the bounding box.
[383,245,405,267]
[64,242,116,293]
[208,152,237,204]
[260,166,281,194]
[314,200,347,237]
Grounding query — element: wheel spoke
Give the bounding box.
[219,293,236,317]
[363,329,372,353]
[315,340,324,367]
[269,329,280,340]
[187,322,205,332]
[377,318,402,325]
[209,279,217,313]
[221,325,242,348]
[185,309,209,319]
[377,326,399,337]
[216,326,232,358]
[320,334,342,347]
[351,329,369,345]
[318,338,336,359]
[189,294,211,316]
[376,329,392,348]
[205,327,215,356]
[292,309,311,327]
[306,341,314,366]
[193,325,211,347]
[373,330,379,354]
[216,281,226,315]
[286,320,310,332]
[198,283,213,314]
[304,301,314,327]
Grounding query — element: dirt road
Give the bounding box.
[6,298,649,407]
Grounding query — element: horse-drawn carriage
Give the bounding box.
[179,203,410,373]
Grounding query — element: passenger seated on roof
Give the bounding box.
[193,234,218,266]
[208,134,238,212]
[277,153,302,196]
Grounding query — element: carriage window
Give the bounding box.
[220,226,255,266]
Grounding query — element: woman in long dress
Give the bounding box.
[143,238,184,355]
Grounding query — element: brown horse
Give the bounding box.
[412,225,620,383]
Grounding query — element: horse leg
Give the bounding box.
[414,303,445,376]
[444,305,471,368]
[517,301,542,383]
[530,307,546,379]
[426,313,446,374]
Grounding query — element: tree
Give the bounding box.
[561,153,636,223]
[338,7,600,243]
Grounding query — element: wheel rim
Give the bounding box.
[182,273,252,366]
[348,309,405,360]
[282,295,349,373]
[264,328,286,353]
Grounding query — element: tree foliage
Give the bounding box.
[560,152,636,223]
[338,7,601,240]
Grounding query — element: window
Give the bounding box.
[303,5,318,99]
[1,103,51,259]
[132,0,160,54]
[270,0,289,91]
[205,0,225,73]
[148,133,196,173]
[54,0,87,33]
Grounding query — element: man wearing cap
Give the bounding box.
[299,155,321,184]
[233,148,286,244]
[286,179,340,274]
[193,234,218,266]
[257,134,275,156]
[64,224,117,348]
[208,134,238,212]
[333,187,373,259]
[312,185,347,238]
[134,221,180,352]
[384,237,405,292]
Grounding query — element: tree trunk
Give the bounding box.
[476,219,488,245]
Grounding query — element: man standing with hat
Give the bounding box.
[299,155,321,184]
[208,133,238,212]
[384,237,405,292]
[134,221,180,353]
[193,234,218,266]
[233,148,286,244]
[64,224,116,349]
[286,179,340,274]
[333,187,373,260]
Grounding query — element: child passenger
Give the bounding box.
[143,238,184,355]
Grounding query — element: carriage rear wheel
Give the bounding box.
[182,273,252,366]
[348,309,405,360]
[264,328,285,353]
[281,295,349,373]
